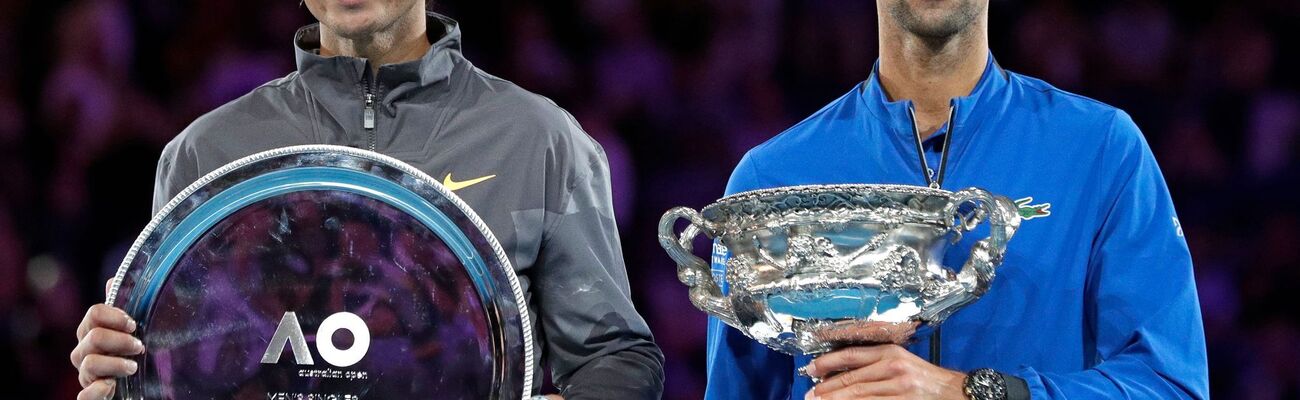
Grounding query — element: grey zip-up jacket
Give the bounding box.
[151,13,663,399]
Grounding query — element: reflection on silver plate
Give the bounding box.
[107,145,533,399]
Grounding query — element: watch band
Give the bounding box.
[1004,371,1030,400]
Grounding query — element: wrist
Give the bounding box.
[945,370,972,400]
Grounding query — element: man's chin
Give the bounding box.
[891,2,981,40]
[322,15,384,39]
[907,19,966,39]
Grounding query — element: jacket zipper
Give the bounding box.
[363,87,376,151]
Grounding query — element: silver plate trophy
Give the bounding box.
[659,184,1020,356]
[107,145,533,399]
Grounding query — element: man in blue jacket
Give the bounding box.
[705,1,1208,399]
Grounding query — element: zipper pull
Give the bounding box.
[363,93,376,130]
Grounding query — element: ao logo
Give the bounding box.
[261,311,371,368]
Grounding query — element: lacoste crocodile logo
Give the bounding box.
[1015,197,1051,220]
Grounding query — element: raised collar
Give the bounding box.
[292,12,461,92]
[859,53,1010,144]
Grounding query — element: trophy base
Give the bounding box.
[794,320,921,383]
[795,319,921,353]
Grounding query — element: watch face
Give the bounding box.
[107,146,533,399]
[964,369,1006,400]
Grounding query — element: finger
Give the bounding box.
[105,279,113,297]
[78,378,117,400]
[71,327,145,369]
[78,354,138,388]
[77,304,136,341]
[817,394,907,400]
[807,344,905,378]
[812,359,907,394]
[818,380,905,400]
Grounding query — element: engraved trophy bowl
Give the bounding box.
[107,145,533,399]
[658,184,1021,356]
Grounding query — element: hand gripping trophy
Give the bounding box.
[658,184,1021,374]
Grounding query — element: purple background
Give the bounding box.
[1,0,1298,399]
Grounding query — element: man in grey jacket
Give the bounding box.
[68,1,664,399]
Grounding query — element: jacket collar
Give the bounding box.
[859,53,1010,145]
[292,12,461,96]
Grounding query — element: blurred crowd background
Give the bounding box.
[1,0,1298,398]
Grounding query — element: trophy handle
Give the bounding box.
[946,188,1021,295]
[657,207,740,327]
[922,188,1021,321]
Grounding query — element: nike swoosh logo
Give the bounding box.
[442,173,496,191]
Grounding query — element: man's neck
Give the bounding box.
[318,10,432,75]
[877,14,989,136]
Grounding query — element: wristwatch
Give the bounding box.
[963,368,1007,400]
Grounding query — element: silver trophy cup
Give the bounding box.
[658,184,1020,355]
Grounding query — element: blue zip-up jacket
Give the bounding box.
[705,55,1208,399]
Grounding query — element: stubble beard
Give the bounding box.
[325,0,421,42]
[887,0,983,47]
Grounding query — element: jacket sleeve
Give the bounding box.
[532,128,664,399]
[151,135,201,214]
[704,154,795,400]
[1011,113,1209,399]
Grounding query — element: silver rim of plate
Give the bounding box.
[106,144,535,399]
